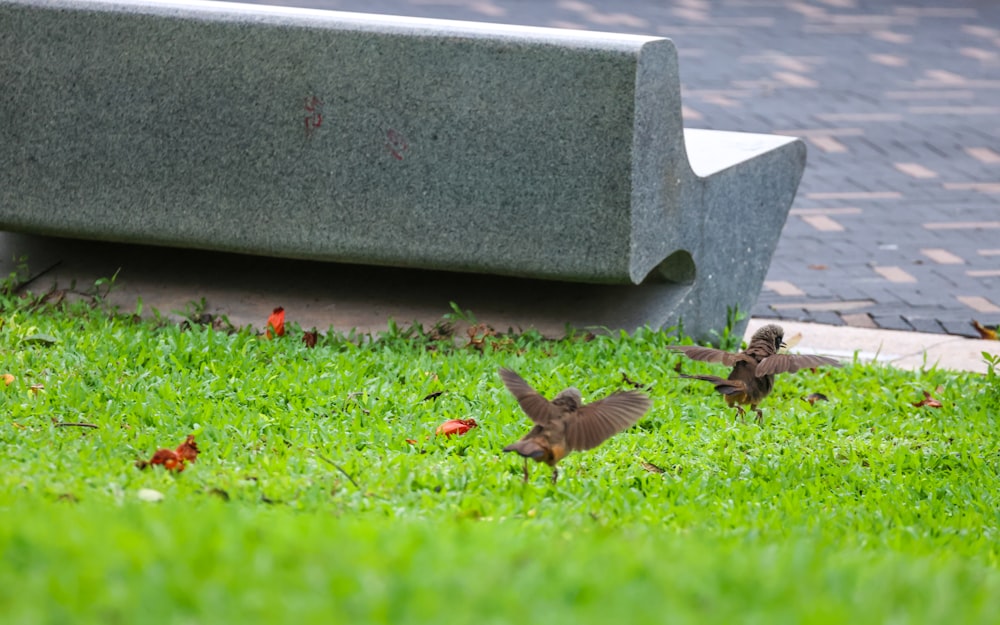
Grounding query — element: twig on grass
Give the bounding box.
[311,449,364,492]
[53,422,99,429]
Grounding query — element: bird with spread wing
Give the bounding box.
[498,368,651,483]
[667,324,840,423]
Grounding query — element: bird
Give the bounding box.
[498,368,652,484]
[666,323,840,424]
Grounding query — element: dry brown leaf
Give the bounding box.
[782,332,803,350]
[912,390,943,409]
[641,461,666,474]
[803,392,829,405]
[971,320,998,341]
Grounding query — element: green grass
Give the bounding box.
[1,291,999,624]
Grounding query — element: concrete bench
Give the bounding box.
[0,0,805,339]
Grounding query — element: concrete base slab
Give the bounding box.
[4,233,994,373]
[1,232,701,337]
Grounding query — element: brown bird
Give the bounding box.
[499,368,652,483]
[666,324,840,423]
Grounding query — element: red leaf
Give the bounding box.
[138,434,200,472]
[266,307,286,339]
[435,418,478,437]
[175,434,200,463]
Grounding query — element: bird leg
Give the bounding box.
[734,405,747,423]
[551,467,559,484]
[522,458,530,483]
[753,408,764,425]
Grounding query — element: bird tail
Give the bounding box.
[678,374,747,396]
[503,440,547,460]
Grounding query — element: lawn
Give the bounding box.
[1,287,999,624]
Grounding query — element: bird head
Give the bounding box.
[552,387,583,410]
[753,324,785,353]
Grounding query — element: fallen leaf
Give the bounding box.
[912,390,943,409]
[266,307,285,339]
[435,418,478,437]
[28,383,44,395]
[803,392,829,405]
[303,329,318,348]
[428,321,455,341]
[21,333,58,346]
[421,391,444,402]
[405,438,419,445]
[137,434,200,472]
[971,320,998,341]
[1,373,14,386]
[641,461,666,474]
[782,332,802,350]
[207,487,230,501]
[808,264,828,270]
[175,434,200,462]
[137,488,164,502]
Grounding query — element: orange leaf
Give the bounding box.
[266,307,286,339]
[1,373,14,386]
[435,418,478,437]
[405,438,418,445]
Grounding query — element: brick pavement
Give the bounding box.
[235,0,1000,336]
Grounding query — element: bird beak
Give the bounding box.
[780,341,788,349]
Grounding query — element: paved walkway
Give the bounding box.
[247,0,1000,337]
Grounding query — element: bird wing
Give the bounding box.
[564,391,651,451]
[665,345,739,367]
[678,374,748,396]
[755,354,842,376]
[498,368,561,424]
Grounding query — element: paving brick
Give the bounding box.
[939,319,985,338]
[807,311,846,326]
[903,317,946,334]
[871,314,915,331]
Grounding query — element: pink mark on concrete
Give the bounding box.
[385,129,409,160]
[304,96,323,138]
